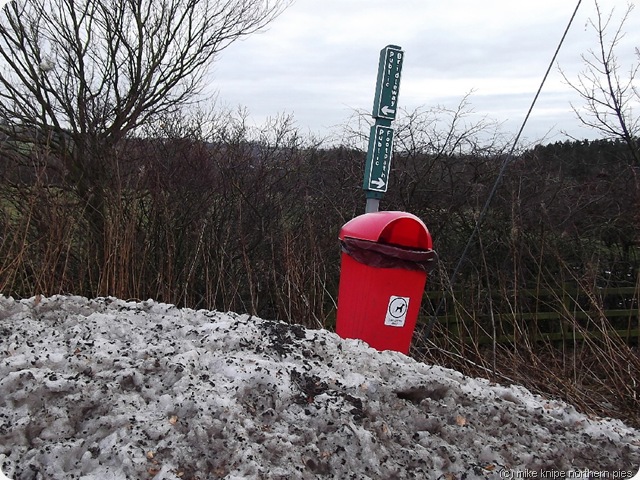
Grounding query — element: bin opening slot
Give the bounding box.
[341,236,437,273]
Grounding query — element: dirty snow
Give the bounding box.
[0,295,639,479]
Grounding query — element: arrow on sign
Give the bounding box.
[371,178,386,189]
[381,106,395,116]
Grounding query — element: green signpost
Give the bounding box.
[372,45,403,121]
[364,45,404,213]
[363,125,394,193]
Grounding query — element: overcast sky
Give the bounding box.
[207,0,640,146]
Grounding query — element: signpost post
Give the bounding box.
[364,45,404,213]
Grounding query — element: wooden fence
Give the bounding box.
[420,285,640,346]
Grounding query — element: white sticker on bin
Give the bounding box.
[385,296,409,327]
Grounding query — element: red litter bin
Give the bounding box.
[336,211,436,354]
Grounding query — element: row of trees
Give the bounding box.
[7,103,637,317]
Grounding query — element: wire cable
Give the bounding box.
[418,0,584,343]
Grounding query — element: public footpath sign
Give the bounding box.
[363,125,394,193]
[364,45,404,212]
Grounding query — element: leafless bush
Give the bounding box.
[412,140,639,428]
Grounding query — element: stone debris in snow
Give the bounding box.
[0,295,639,479]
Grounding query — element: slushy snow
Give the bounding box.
[0,295,638,479]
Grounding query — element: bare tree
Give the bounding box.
[0,0,291,272]
[0,0,290,143]
[561,1,639,165]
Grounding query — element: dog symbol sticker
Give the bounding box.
[385,296,410,327]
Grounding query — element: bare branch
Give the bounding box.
[560,1,639,164]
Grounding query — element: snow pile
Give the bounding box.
[0,295,639,479]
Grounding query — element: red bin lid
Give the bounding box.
[339,211,432,250]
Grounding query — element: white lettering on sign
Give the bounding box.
[384,296,410,327]
[383,50,402,110]
[373,45,404,120]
